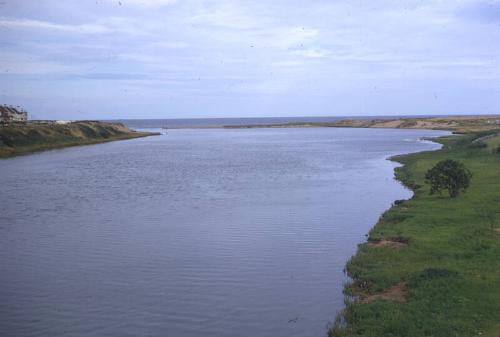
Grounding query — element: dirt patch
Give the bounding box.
[495,228,500,233]
[368,239,408,249]
[362,282,407,303]
[371,120,404,128]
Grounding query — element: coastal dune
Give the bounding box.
[0,121,158,158]
[223,115,500,133]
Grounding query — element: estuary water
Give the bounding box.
[0,127,447,337]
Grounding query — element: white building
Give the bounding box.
[0,105,28,123]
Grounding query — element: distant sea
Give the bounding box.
[106,115,438,129]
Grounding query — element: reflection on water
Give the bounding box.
[0,127,446,337]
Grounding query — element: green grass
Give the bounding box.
[331,130,500,337]
[0,121,158,158]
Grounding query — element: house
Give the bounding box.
[0,105,28,123]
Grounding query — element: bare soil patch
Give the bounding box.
[368,239,408,249]
[362,282,407,303]
[371,120,404,128]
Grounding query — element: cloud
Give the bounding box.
[187,2,267,29]
[148,41,189,49]
[75,72,151,80]
[269,27,319,50]
[271,60,304,67]
[0,17,110,34]
[291,48,329,58]
[0,51,85,75]
[113,0,178,7]
[455,0,500,22]
[1,0,499,118]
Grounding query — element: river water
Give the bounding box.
[0,127,446,337]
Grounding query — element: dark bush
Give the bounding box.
[425,159,472,198]
[468,141,487,149]
[409,268,459,287]
[381,212,412,224]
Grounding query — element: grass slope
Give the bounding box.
[0,121,158,158]
[331,130,500,337]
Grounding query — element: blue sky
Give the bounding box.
[0,0,499,119]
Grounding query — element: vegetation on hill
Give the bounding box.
[0,121,158,158]
[223,115,500,132]
[329,130,500,337]
[328,116,500,132]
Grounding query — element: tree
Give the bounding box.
[425,159,472,198]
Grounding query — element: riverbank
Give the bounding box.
[330,130,500,337]
[223,115,500,133]
[0,121,159,158]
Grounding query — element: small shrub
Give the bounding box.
[389,236,410,244]
[381,212,412,224]
[468,141,487,149]
[409,268,459,287]
[0,135,13,147]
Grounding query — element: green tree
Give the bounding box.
[425,159,472,198]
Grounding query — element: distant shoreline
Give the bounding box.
[109,115,500,133]
[2,115,499,159]
[221,115,500,133]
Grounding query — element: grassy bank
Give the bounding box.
[330,130,500,337]
[0,121,158,158]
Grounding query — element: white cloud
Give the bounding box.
[114,0,178,7]
[292,48,329,58]
[0,17,110,34]
[188,2,267,29]
[0,51,85,75]
[268,27,319,50]
[272,60,304,67]
[231,78,296,94]
[1,0,500,117]
[148,41,189,49]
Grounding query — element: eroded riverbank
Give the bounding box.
[0,121,159,158]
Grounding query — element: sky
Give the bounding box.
[0,0,499,120]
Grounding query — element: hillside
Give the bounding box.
[0,121,158,158]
